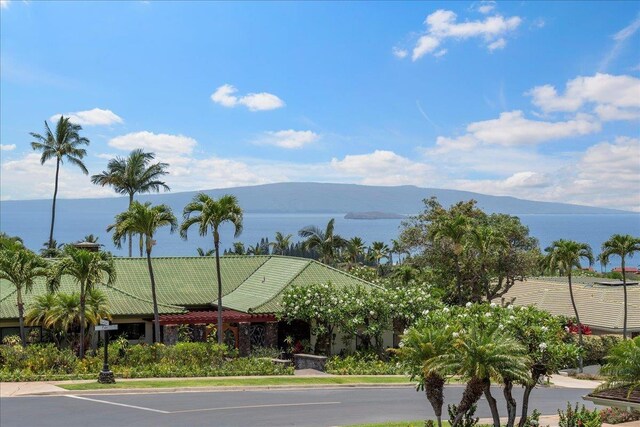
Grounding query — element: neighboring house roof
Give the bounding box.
[494,277,640,332]
[0,255,377,321]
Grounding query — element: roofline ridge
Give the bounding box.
[102,283,184,311]
[248,258,315,313]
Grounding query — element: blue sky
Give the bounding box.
[1,1,639,210]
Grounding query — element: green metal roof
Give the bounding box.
[0,255,376,321]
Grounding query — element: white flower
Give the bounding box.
[490,302,497,308]
[422,310,429,315]
[498,324,505,330]
[539,342,548,351]
[399,341,405,348]
[369,310,375,316]
[507,305,514,310]
[541,326,548,332]
[485,312,492,318]
[466,302,472,307]
[443,307,450,313]
[509,316,515,321]
[452,332,459,338]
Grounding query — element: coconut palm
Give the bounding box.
[31,116,90,250]
[600,234,640,339]
[47,246,115,358]
[231,242,246,255]
[0,243,49,345]
[432,214,469,305]
[428,325,530,427]
[180,193,243,345]
[543,239,594,372]
[369,241,390,274]
[247,244,265,256]
[91,149,170,257]
[298,218,347,265]
[394,322,453,427]
[39,239,64,258]
[270,232,293,255]
[197,248,215,257]
[108,201,176,343]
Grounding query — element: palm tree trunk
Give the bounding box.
[453,377,484,427]
[79,282,86,359]
[424,373,445,427]
[568,273,583,373]
[503,379,517,427]
[48,158,61,249]
[455,254,463,305]
[146,248,161,343]
[518,366,544,427]
[128,194,134,257]
[622,258,628,340]
[17,288,26,346]
[214,231,224,345]
[483,380,501,427]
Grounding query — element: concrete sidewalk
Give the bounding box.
[0,381,67,397]
[549,374,602,389]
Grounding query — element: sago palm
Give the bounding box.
[298,218,347,265]
[600,234,640,339]
[543,239,593,372]
[108,201,177,342]
[31,116,90,250]
[428,325,530,427]
[47,246,115,358]
[92,149,170,257]
[0,243,49,345]
[180,193,243,345]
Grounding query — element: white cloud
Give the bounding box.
[108,131,197,155]
[210,84,285,111]
[477,1,496,14]
[487,38,506,51]
[594,104,640,122]
[50,108,123,126]
[392,47,408,59]
[407,9,521,60]
[614,15,640,42]
[330,150,434,186]
[600,15,640,71]
[255,130,320,149]
[528,73,640,115]
[463,111,600,146]
[0,144,16,151]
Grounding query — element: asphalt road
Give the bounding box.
[0,385,595,427]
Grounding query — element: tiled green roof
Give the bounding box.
[0,279,183,319]
[1,255,376,320]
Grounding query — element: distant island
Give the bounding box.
[345,211,406,220]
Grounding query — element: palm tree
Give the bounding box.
[270,232,293,255]
[469,226,506,301]
[432,214,469,305]
[180,193,243,345]
[39,239,64,258]
[83,234,99,243]
[395,322,453,427]
[298,218,347,265]
[598,336,640,396]
[369,241,390,274]
[91,149,170,257]
[247,244,264,256]
[0,232,23,249]
[197,248,215,257]
[108,201,176,343]
[600,234,640,339]
[231,242,246,255]
[0,243,49,345]
[543,239,594,372]
[47,246,115,358]
[31,116,90,250]
[428,325,530,427]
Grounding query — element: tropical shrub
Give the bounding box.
[325,353,403,375]
[557,402,602,427]
[599,408,640,425]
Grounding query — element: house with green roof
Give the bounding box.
[0,255,379,354]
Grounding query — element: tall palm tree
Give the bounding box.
[247,243,264,256]
[432,214,469,305]
[180,193,243,345]
[91,149,170,257]
[344,237,366,269]
[298,218,347,265]
[108,201,177,343]
[197,247,215,257]
[600,234,640,340]
[48,246,115,358]
[270,232,293,255]
[231,242,246,255]
[369,241,390,274]
[428,325,530,427]
[543,239,594,372]
[0,243,49,345]
[395,322,453,427]
[31,116,90,250]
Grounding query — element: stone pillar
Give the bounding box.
[265,321,278,348]
[163,325,178,345]
[238,322,251,357]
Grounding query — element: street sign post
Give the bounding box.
[97,324,118,384]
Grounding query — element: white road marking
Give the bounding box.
[170,401,341,414]
[64,395,170,414]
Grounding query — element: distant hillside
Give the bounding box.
[1,182,628,217]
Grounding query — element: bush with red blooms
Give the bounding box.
[565,320,592,335]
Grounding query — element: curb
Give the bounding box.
[23,383,416,397]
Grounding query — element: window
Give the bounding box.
[110,323,146,341]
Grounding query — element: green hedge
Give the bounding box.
[326,353,404,375]
[566,334,622,366]
[0,342,293,382]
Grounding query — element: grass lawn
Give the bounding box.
[60,375,413,391]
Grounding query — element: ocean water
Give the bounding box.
[1,207,639,269]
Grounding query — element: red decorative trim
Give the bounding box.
[159,310,276,325]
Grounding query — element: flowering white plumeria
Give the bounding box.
[539,342,548,351]
[466,302,473,307]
